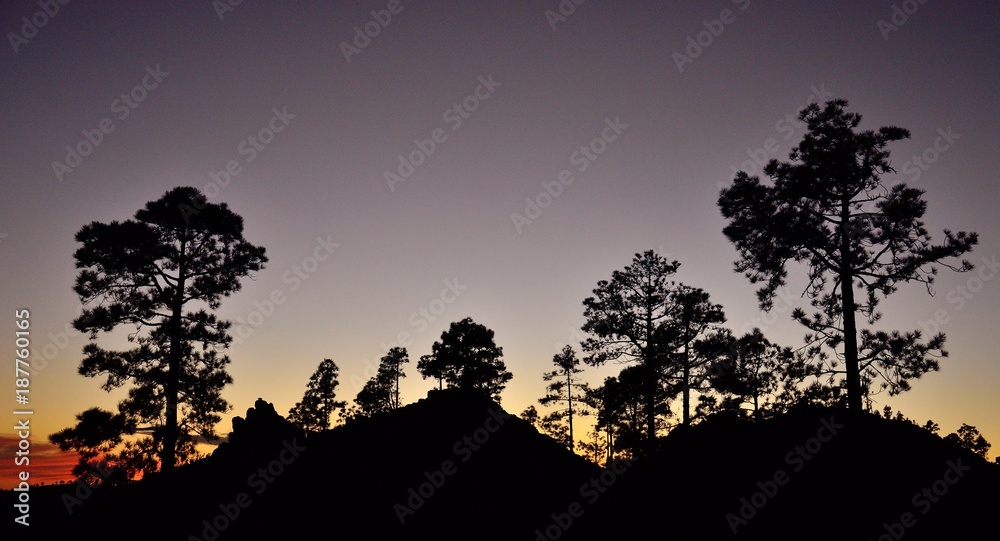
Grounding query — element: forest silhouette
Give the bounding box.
[11,100,999,540]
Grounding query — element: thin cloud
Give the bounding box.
[0,434,78,489]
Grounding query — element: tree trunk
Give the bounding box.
[841,277,861,411]
[606,429,614,466]
[840,202,862,412]
[645,363,656,454]
[394,368,399,410]
[163,240,186,473]
[566,368,574,451]
[682,365,690,425]
[644,303,656,453]
[681,318,692,426]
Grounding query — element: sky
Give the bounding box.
[1,0,998,488]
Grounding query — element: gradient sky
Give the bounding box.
[2,0,998,487]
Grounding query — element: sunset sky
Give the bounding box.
[2,1,998,488]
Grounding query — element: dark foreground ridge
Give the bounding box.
[13,390,1000,541]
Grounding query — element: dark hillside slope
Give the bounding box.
[18,397,998,541]
[579,406,1000,540]
[219,388,602,540]
[26,388,600,541]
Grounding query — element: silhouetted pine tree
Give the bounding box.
[581,249,679,449]
[58,186,267,474]
[350,347,409,418]
[416,317,512,403]
[718,99,978,412]
[288,359,347,432]
[538,345,591,450]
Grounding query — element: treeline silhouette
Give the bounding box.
[22,99,998,540]
[19,389,1000,540]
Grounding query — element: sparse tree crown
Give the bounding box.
[289,359,348,432]
[417,317,512,402]
[57,186,267,476]
[718,100,977,411]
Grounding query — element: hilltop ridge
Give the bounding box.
[14,390,999,541]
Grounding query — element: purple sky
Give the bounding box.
[2,0,998,467]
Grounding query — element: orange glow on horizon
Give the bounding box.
[0,435,78,489]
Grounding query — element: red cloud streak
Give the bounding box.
[0,433,78,489]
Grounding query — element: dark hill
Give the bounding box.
[20,388,599,541]
[579,406,1000,540]
[13,394,999,541]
